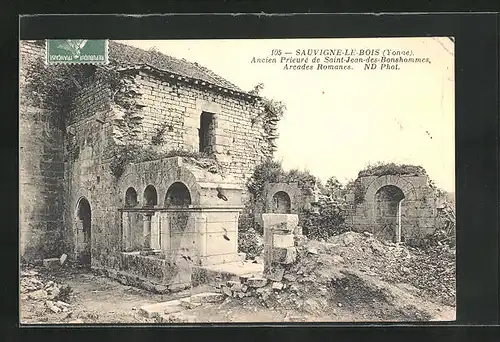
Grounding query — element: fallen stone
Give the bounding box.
[222,286,233,297]
[43,258,61,269]
[56,300,70,307]
[28,289,48,300]
[164,305,183,315]
[241,284,248,292]
[60,253,68,265]
[247,277,268,288]
[45,300,61,313]
[272,282,284,291]
[180,297,201,309]
[307,247,318,255]
[230,282,243,292]
[266,266,285,282]
[190,292,225,304]
[69,319,84,324]
[363,231,373,237]
[139,300,182,319]
[227,280,241,287]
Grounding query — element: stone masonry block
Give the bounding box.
[215,135,232,146]
[273,234,295,248]
[262,214,299,233]
[273,247,297,265]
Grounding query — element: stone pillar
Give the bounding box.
[262,213,299,274]
[142,213,153,250]
[396,199,403,243]
[263,218,274,274]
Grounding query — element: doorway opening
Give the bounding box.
[76,197,92,266]
[374,185,405,242]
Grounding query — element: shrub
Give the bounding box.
[358,162,427,178]
[238,228,264,260]
[237,211,264,259]
[300,195,350,240]
[245,160,349,241]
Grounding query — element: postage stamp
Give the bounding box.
[46,39,108,64]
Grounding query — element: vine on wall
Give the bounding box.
[24,58,96,127]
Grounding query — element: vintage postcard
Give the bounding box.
[19,37,455,324]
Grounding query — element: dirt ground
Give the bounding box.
[20,232,456,324]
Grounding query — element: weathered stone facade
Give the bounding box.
[20,40,279,271]
[20,41,65,260]
[254,182,319,228]
[346,174,439,243]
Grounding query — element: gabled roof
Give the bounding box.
[109,41,244,94]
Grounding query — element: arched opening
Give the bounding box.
[165,182,192,207]
[374,185,405,242]
[125,187,138,207]
[272,191,292,214]
[143,185,158,208]
[76,197,92,266]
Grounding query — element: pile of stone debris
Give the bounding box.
[217,231,456,310]
[322,232,456,306]
[20,269,74,317]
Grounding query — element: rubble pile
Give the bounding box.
[311,231,456,306]
[20,269,74,316]
[218,231,455,310]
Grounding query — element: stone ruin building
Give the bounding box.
[346,173,450,244]
[20,40,280,292]
[253,181,320,228]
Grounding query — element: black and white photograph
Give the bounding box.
[19,36,456,324]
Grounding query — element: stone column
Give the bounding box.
[396,199,404,243]
[142,213,153,250]
[262,219,274,274]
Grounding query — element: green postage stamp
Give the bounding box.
[46,39,108,64]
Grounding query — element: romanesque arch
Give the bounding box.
[143,185,158,207]
[165,181,192,207]
[125,187,138,207]
[75,197,92,266]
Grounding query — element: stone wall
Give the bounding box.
[19,41,65,261]
[21,42,277,265]
[64,65,273,269]
[63,68,120,268]
[114,69,274,182]
[347,174,439,243]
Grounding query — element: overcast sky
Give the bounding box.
[118,38,455,192]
